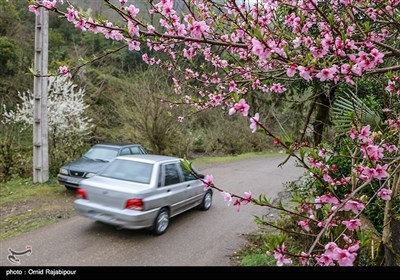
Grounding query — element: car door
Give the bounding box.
[160,162,188,216]
[179,163,204,207]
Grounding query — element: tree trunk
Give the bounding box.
[382,136,400,265]
[313,86,336,146]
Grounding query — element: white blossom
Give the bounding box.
[2,76,92,140]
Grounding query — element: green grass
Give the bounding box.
[240,254,277,266]
[0,209,58,240]
[0,177,66,204]
[1,177,75,241]
[192,151,281,166]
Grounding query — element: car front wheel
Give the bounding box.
[199,191,212,211]
[153,208,169,235]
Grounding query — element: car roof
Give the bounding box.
[116,154,180,164]
[94,143,142,148]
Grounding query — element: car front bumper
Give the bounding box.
[57,174,84,189]
[74,199,159,229]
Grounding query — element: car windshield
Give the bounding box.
[99,159,153,184]
[83,146,119,162]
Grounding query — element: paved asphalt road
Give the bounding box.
[1,156,303,266]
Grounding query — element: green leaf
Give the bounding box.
[180,158,193,173]
[254,215,264,225]
[332,91,382,136]
[231,92,239,103]
[363,21,371,32]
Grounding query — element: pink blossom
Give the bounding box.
[343,234,353,244]
[341,200,365,214]
[183,48,196,59]
[43,0,57,10]
[74,18,87,31]
[147,25,155,33]
[119,0,127,4]
[58,66,72,78]
[221,191,232,206]
[127,40,140,51]
[386,80,396,92]
[86,18,99,33]
[348,241,360,253]
[377,188,392,201]
[127,4,140,18]
[315,194,339,209]
[349,128,358,139]
[189,21,210,39]
[233,199,241,212]
[297,66,313,81]
[66,7,78,22]
[274,243,292,266]
[324,242,338,259]
[372,164,388,180]
[142,53,149,64]
[323,174,335,185]
[242,191,252,205]
[335,248,356,266]
[249,113,260,133]
[286,64,297,77]
[203,175,214,191]
[342,219,361,231]
[318,148,327,158]
[383,144,398,153]
[28,5,40,16]
[299,252,309,266]
[358,125,371,142]
[229,99,249,117]
[315,67,337,82]
[270,83,286,94]
[363,145,384,162]
[273,138,280,145]
[251,38,266,59]
[316,254,334,266]
[128,21,140,37]
[298,220,310,232]
[310,46,327,58]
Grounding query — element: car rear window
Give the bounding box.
[100,159,153,184]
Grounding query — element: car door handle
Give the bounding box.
[166,189,171,192]
[186,184,191,188]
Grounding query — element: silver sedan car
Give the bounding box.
[74,155,212,235]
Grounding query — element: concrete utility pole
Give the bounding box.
[33,6,49,183]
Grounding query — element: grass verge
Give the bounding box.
[0,177,75,240]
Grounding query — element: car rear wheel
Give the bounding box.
[199,191,212,211]
[153,208,169,235]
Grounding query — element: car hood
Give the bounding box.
[63,158,109,173]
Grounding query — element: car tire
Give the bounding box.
[153,208,169,235]
[199,191,212,211]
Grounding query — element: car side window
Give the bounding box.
[163,164,181,186]
[180,163,196,181]
[119,148,131,155]
[130,146,142,154]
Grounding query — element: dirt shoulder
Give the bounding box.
[0,178,76,240]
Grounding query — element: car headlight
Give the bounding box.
[59,168,68,175]
[85,172,96,178]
